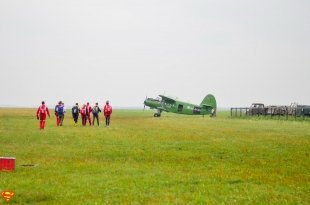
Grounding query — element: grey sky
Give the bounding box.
[0,0,309,108]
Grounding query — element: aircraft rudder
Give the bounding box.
[201,94,217,116]
[201,94,216,107]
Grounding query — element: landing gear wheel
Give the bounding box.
[154,113,161,117]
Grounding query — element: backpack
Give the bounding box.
[87,106,92,114]
[39,106,46,114]
[105,105,111,114]
[72,106,78,114]
[58,105,64,115]
[93,106,100,114]
[81,108,86,115]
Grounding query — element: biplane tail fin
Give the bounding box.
[200,94,217,117]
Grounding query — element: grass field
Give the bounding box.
[0,108,309,204]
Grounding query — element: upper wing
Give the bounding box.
[159,95,176,104]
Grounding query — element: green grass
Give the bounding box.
[0,108,309,204]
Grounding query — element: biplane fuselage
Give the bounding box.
[144,94,217,117]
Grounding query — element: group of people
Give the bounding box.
[36,100,112,130]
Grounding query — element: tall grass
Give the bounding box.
[0,108,309,204]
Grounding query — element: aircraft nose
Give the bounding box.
[144,98,151,106]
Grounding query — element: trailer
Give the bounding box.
[231,103,310,119]
[247,103,267,116]
[296,105,310,117]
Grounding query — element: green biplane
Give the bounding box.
[144,94,217,117]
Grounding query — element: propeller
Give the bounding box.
[143,96,147,111]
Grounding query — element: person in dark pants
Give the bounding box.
[72,103,80,125]
[54,101,61,126]
[57,102,65,126]
[92,102,101,126]
[103,100,112,127]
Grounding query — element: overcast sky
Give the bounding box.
[0,0,309,108]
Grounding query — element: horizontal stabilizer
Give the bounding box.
[201,104,213,108]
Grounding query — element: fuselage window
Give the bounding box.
[178,104,183,112]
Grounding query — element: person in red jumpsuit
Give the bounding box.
[80,104,87,126]
[86,102,92,126]
[103,100,112,127]
[36,101,50,130]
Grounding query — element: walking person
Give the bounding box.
[86,102,92,126]
[36,101,50,130]
[72,103,80,125]
[92,102,101,126]
[103,100,112,127]
[80,104,87,126]
[62,102,66,123]
[54,101,61,126]
[57,102,65,126]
